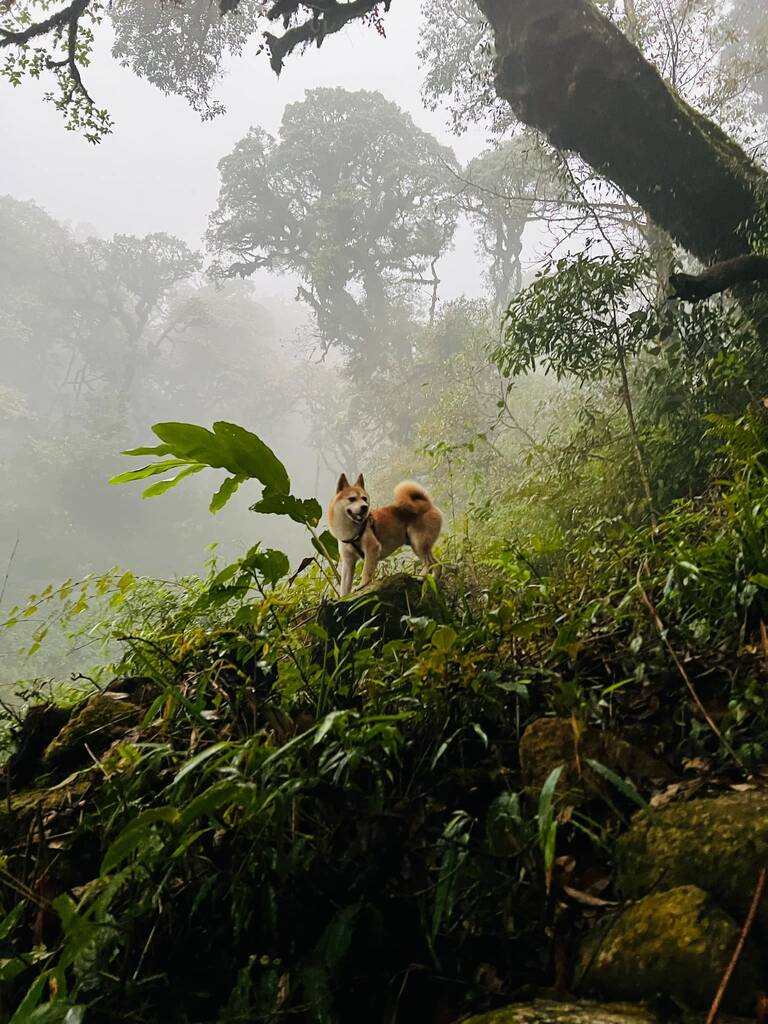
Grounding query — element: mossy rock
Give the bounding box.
[42,693,142,772]
[518,717,674,805]
[615,792,768,932]
[463,1001,658,1024]
[575,885,761,1014]
[8,702,72,788]
[318,572,443,643]
[463,1000,748,1024]
[103,675,158,707]
[0,776,91,845]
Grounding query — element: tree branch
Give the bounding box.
[475,0,768,266]
[670,255,768,301]
[0,0,88,48]
[263,0,390,74]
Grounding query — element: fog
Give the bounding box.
[0,0,765,684]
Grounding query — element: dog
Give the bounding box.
[327,474,443,596]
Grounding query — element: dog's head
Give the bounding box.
[335,473,369,525]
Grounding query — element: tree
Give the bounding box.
[208,87,459,376]
[3,0,768,276]
[491,250,660,521]
[0,198,305,609]
[458,137,561,309]
[261,0,768,270]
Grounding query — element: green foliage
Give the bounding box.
[112,420,321,528]
[492,250,656,382]
[208,87,459,377]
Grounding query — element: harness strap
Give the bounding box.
[340,515,372,560]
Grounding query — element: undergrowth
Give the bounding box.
[0,404,766,1023]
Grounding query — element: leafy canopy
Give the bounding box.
[208,87,459,373]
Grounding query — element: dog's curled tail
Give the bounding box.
[392,480,433,515]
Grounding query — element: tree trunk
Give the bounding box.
[474,0,767,265]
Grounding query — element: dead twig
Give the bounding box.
[705,866,767,1024]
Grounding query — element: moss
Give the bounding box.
[42,693,141,771]
[575,886,760,1014]
[463,1000,656,1024]
[0,776,91,844]
[616,792,768,933]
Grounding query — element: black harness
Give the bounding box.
[340,515,413,559]
[340,515,376,559]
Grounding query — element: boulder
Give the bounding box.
[462,999,753,1024]
[575,885,760,1014]
[463,1003,654,1024]
[615,791,768,931]
[318,572,443,643]
[7,702,72,787]
[42,693,142,771]
[518,717,673,805]
[103,675,158,706]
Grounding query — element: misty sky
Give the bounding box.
[1,6,502,302]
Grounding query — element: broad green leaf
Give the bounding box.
[142,463,206,498]
[213,422,290,493]
[242,547,290,586]
[109,459,189,485]
[152,422,226,467]
[210,475,246,513]
[250,492,322,527]
[121,443,173,457]
[431,625,457,654]
[312,530,339,562]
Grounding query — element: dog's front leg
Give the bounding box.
[339,554,356,597]
[360,533,381,588]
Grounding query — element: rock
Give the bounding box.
[463,1002,654,1024]
[7,702,72,787]
[464,1000,751,1024]
[103,675,158,706]
[42,693,142,771]
[318,572,443,643]
[615,791,768,931]
[575,885,760,1014]
[518,717,673,805]
[0,776,92,844]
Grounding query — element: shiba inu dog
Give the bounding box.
[327,474,443,596]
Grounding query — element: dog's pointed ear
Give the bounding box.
[355,473,365,489]
[336,473,349,493]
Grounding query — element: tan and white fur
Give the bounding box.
[327,474,442,597]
